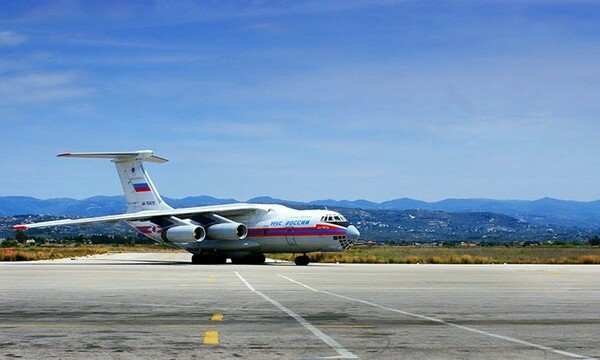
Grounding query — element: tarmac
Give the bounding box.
[1,252,599,359]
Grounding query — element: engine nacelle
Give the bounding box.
[161,225,206,243]
[206,222,248,240]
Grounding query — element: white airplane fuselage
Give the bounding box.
[131,204,357,254]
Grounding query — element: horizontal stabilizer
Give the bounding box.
[57,150,168,163]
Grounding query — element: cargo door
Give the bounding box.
[285,226,297,246]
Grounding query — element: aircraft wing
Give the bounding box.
[12,203,260,230]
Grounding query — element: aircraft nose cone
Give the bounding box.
[346,225,360,240]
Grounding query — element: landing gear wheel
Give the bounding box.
[191,253,227,264]
[294,254,310,266]
[253,254,266,264]
[231,253,266,265]
[191,254,201,264]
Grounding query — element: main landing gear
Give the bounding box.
[191,253,227,264]
[294,254,310,266]
[190,253,267,265]
[231,253,266,265]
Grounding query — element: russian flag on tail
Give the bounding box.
[133,183,151,192]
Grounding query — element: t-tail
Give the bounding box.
[57,150,172,213]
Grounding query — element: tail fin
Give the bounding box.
[57,150,172,213]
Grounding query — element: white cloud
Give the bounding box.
[170,119,285,139]
[151,0,403,22]
[0,31,26,46]
[0,72,93,103]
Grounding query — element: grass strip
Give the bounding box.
[269,246,600,264]
[1,244,181,261]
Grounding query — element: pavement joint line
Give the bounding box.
[2,297,199,309]
[234,271,358,360]
[279,274,598,360]
[2,297,282,314]
[0,323,204,328]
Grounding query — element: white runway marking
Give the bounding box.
[279,274,319,292]
[235,271,358,359]
[278,274,597,360]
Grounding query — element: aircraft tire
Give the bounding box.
[231,253,266,265]
[252,254,266,264]
[294,255,310,266]
[191,253,227,264]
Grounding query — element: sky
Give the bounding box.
[1,0,600,203]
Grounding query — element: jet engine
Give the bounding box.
[161,225,206,243]
[206,222,248,240]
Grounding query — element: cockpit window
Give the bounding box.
[321,213,349,227]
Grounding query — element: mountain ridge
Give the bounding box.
[1,195,600,229]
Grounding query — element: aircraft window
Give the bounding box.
[322,213,349,227]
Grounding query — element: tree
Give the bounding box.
[589,235,600,246]
[15,230,28,244]
[2,238,18,247]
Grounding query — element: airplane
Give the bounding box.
[12,150,360,265]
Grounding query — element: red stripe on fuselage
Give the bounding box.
[247,224,345,238]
